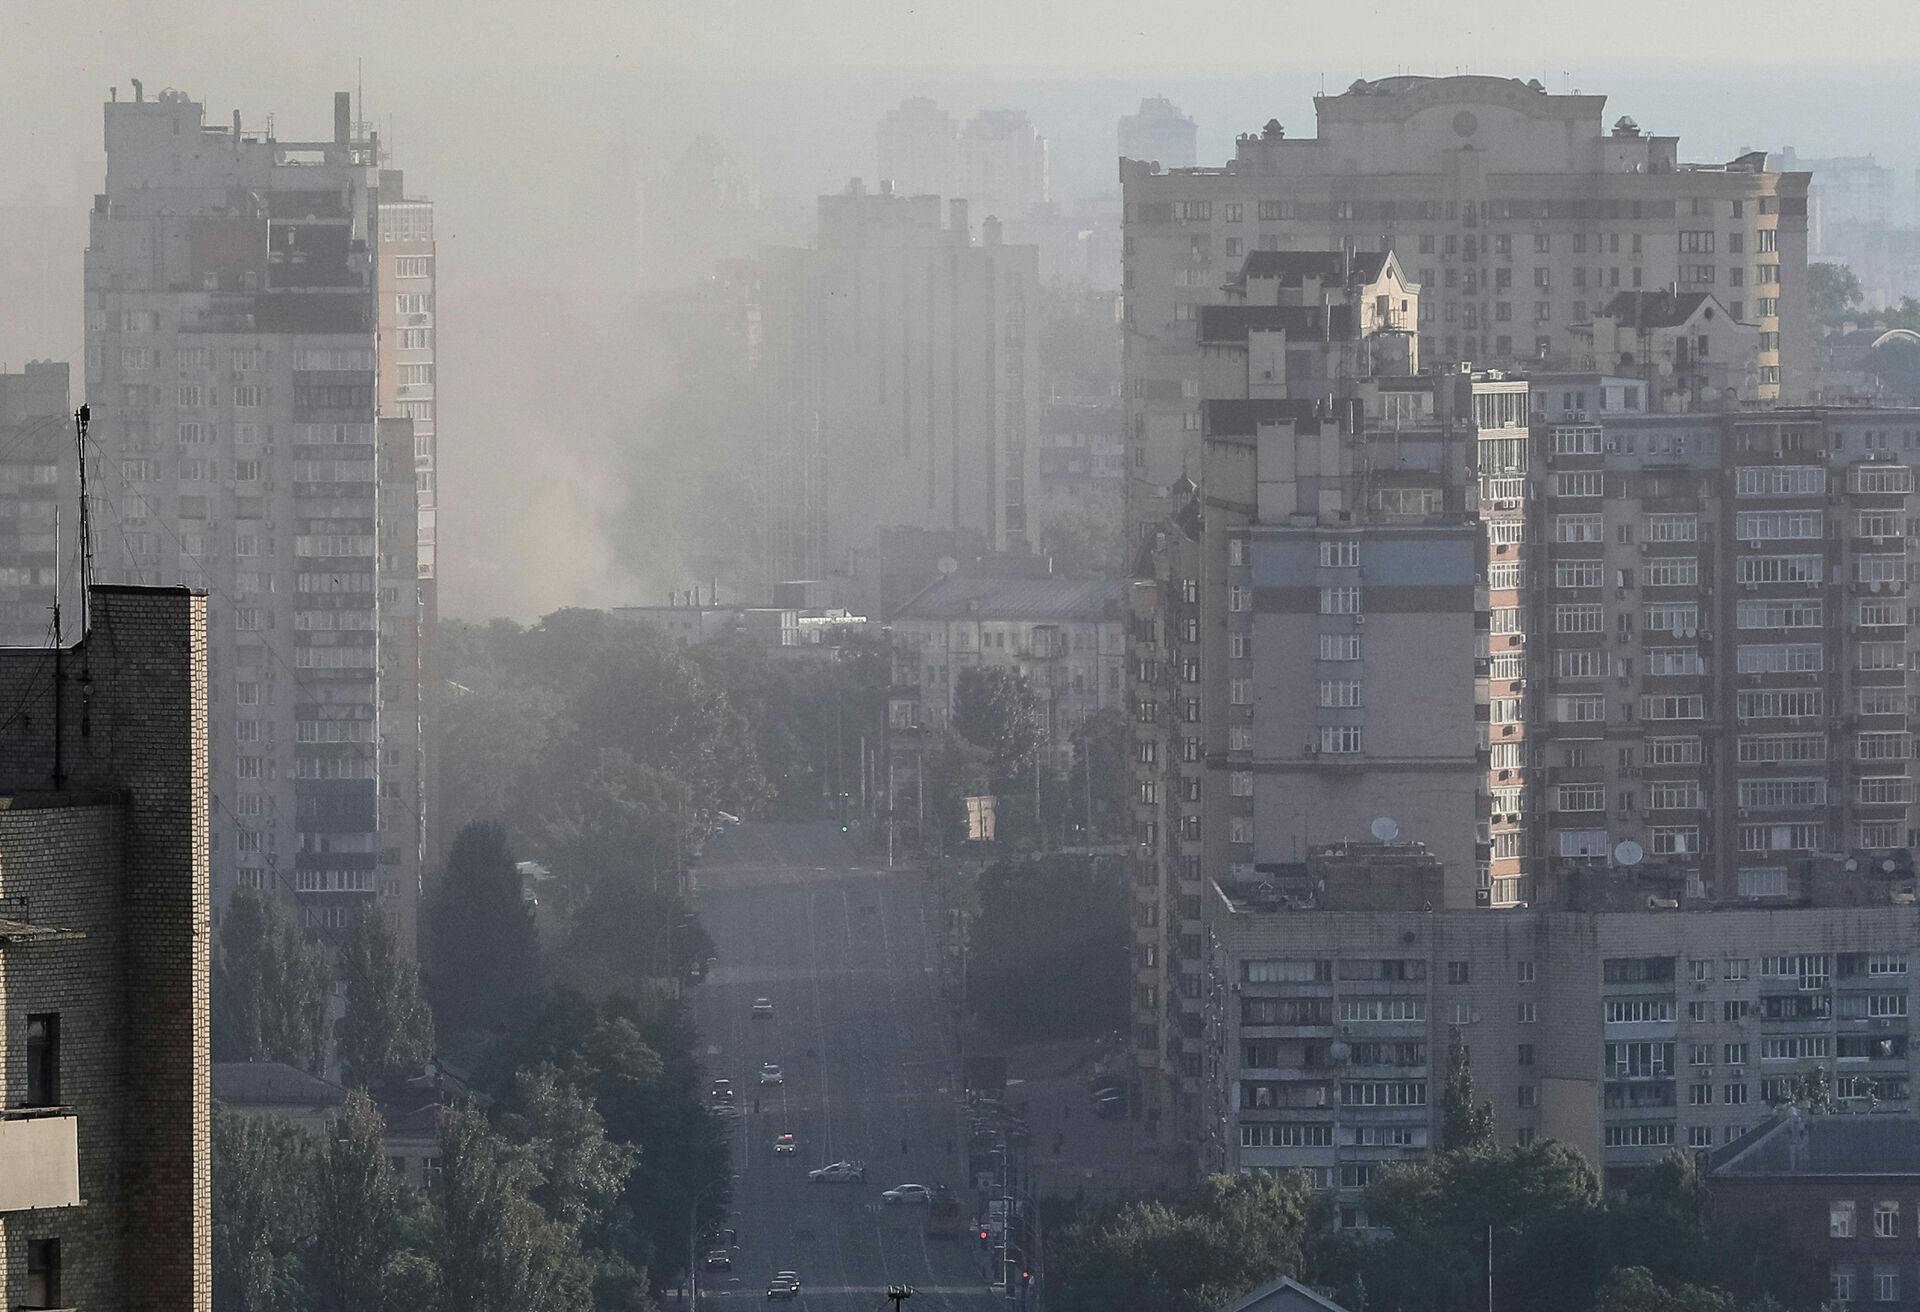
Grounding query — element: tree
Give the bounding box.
[506,1065,641,1232]
[212,1109,315,1312]
[1040,489,1128,578]
[309,1091,437,1311]
[953,666,1044,779]
[1439,1025,1495,1152]
[1063,706,1131,843]
[1593,1267,1733,1312]
[1808,262,1865,336]
[338,909,437,1093]
[434,1101,596,1312]
[1052,1171,1323,1312]
[214,887,332,1072]
[428,822,540,1034]
[540,749,692,911]
[968,854,1128,1039]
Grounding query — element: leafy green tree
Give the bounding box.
[1439,1026,1496,1152]
[1870,336,1920,401]
[428,822,540,1034]
[338,909,437,1092]
[969,854,1128,1039]
[1040,489,1128,577]
[1594,1267,1733,1312]
[507,1065,641,1231]
[953,665,1044,779]
[541,749,692,909]
[212,1109,315,1312]
[1062,706,1131,843]
[434,1101,596,1312]
[310,1091,436,1311]
[1052,1171,1323,1312]
[1808,262,1865,335]
[214,887,333,1072]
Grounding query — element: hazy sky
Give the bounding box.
[6,2,1920,617]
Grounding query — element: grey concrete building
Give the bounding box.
[0,362,72,648]
[1123,74,1811,534]
[84,85,425,940]
[1119,96,1198,172]
[756,184,1041,588]
[0,585,211,1309]
[1204,846,1920,1229]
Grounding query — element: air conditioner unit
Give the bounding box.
[1353,614,1366,626]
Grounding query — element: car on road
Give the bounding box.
[881,1183,934,1205]
[751,997,775,1019]
[710,1079,735,1102]
[767,1272,802,1301]
[773,1133,796,1155]
[703,1249,732,1271]
[807,1160,866,1183]
[759,1062,783,1085]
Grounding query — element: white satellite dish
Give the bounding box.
[1846,858,1860,872]
[1613,840,1644,867]
[1370,816,1400,842]
[936,556,959,576]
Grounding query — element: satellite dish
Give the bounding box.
[1370,816,1400,842]
[1885,859,1899,873]
[936,556,959,576]
[1846,858,1860,872]
[1614,840,1644,867]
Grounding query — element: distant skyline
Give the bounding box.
[7,3,1920,617]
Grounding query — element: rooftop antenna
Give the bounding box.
[74,404,93,635]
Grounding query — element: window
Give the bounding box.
[1875,1202,1900,1239]
[1876,1270,1900,1304]
[1552,514,1604,543]
[1318,634,1360,662]
[25,1012,58,1106]
[1554,604,1604,633]
[1319,680,1362,708]
[1518,1001,1537,1024]
[1834,1267,1857,1305]
[1320,586,1361,615]
[1517,961,1536,984]
[1320,540,1359,568]
[1319,725,1362,754]
[25,1240,59,1311]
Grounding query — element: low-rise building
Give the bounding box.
[1710,1112,1920,1309]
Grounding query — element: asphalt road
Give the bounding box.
[686,822,1004,1312]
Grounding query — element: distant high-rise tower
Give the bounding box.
[0,360,72,648]
[959,109,1049,224]
[86,85,424,943]
[877,98,959,200]
[1118,95,1198,170]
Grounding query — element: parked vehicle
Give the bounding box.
[807,1160,867,1183]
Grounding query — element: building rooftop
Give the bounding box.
[212,1061,347,1109]
[892,573,1125,623]
[1204,398,1328,437]
[1200,303,1357,345]
[1215,1276,1354,1312]
[1236,250,1389,286]
[1712,1112,1920,1178]
[1596,290,1714,329]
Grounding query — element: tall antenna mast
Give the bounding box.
[75,404,93,634]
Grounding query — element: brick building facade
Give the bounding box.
[0,585,211,1309]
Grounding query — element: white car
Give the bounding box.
[881,1183,934,1205]
[774,1133,796,1156]
[752,998,775,1019]
[807,1160,866,1183]
[759,1063,784,1085]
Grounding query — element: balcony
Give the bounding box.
[0,1109,81,1212]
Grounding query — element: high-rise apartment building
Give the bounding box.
[85,85,423,938]
[1118,96,1198,171]
[1122,74,1811,518]
[877,98,960,201]
[1512,397,1920,901]
[0,361,71,647]
[755,184,1040,590]
[1202,848,1920,1225]
[960,109,1050,225]
[0,585,212,1310]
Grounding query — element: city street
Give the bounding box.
[687,822,1007,1311]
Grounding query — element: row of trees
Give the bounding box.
[965,853,1129,1040]
[1047,1036,1820,1312]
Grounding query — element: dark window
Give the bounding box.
[25,1013,58,1106]
[26,1238,61,1308]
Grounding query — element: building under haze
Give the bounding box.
[960,109,1050,225]
[1204,847,1920,1226]
[1119,95,1198,171]
[0,361,72,647]
[755,182,1041,590]
[1122,74,1812,522]
[85,85,425,940]
[0,585,211,1310]
[877,98,960,202]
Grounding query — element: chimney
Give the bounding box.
[131,79,143,103]
[232,109,242,137]
[334,91,352,145]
